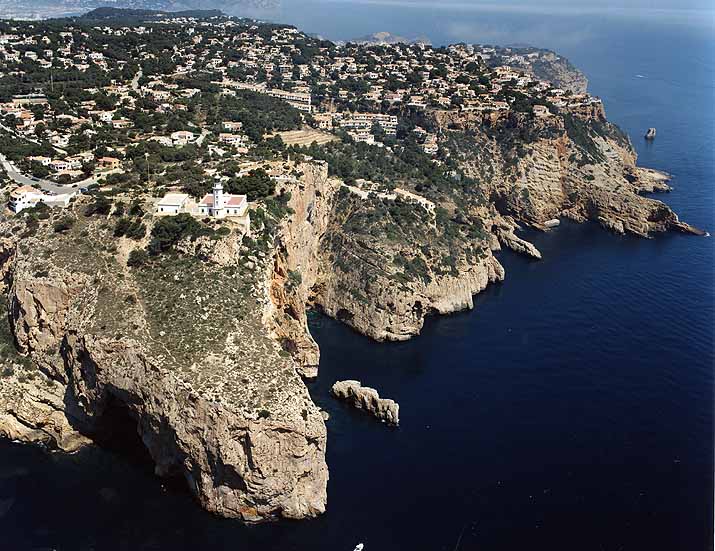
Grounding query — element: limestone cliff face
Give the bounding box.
[264,162,340,378]
[0,202,328,523]
[439,110,702,238]
[311,187,505,341]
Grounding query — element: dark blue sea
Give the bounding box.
[1,5,713,550]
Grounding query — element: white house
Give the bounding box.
[149,136,173,147]
[198,181,248,219]
[155,193,190,215]
[218,133,249,147]
[223,121,243,132]
[8,185,44,213]
[170,130,195,146]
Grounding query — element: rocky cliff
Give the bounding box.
[0,93,703,524]
[265,162,341,378]
[436,109,702,238]
[0,167,330,523]
[311,185,505,341]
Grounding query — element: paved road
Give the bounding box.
[196,128,210,146]
[131,69,143,92]
[0,153,77,195]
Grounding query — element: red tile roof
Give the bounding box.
[198,193,247,208]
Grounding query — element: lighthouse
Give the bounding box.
[212,180,224,217]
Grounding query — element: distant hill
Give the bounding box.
[352,31,431,46]
[80,7,224,20]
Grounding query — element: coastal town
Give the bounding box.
[0,9,605,226]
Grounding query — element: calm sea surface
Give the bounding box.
[1,6,713,551]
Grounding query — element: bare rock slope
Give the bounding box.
[0,164,331,523]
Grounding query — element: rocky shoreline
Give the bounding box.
[0,51,705,525]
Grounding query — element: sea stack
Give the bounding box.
[331,380,400,425]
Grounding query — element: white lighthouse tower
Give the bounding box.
[212,180,224,218]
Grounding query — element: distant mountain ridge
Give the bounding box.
[80,6,224,20]
[351,31,431,46]
[0,0,276,21]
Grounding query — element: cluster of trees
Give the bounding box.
[0,132,53,162]
[171,161,212,198]
[224,169,275,201]
[84,194,113,216]
[127,141,200,171]
[204,91,302,142]
[147,213,208,255]
[113,200,146,240]
[292,135,471,199]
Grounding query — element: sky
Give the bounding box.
[289,0,715,14]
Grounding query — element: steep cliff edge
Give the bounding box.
[0,175,328,522]
[312,185,504,341]
[264,162,341,378]
[437,109,703,238]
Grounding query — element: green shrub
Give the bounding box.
[84,195,112,216]
[148,213,207,255]
[127,249,149,267]
[225,169,276,201]
[114,217,146,239]
[53,216,75,233]
[286,269,302,290]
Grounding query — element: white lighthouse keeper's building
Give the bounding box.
[198,180,248,219]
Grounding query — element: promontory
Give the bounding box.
[0,9,702,523]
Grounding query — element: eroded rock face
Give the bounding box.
[0,201,328,523]
[265,162,341,378]
[0,374,91,453]
[311,187,505,342]
[60,333,327,521]
[440,110,703,238]
[331,380,399,425]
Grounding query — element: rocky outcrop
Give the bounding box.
[0,200,328,523]
[441,110,703,239]
[312,187,505,341]
[0,373,90,452]
[629,167,672,193]
[492,216,542,259]
[331,380,399,425]
[59,332,327,522]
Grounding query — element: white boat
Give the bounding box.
[354,545,364,551]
